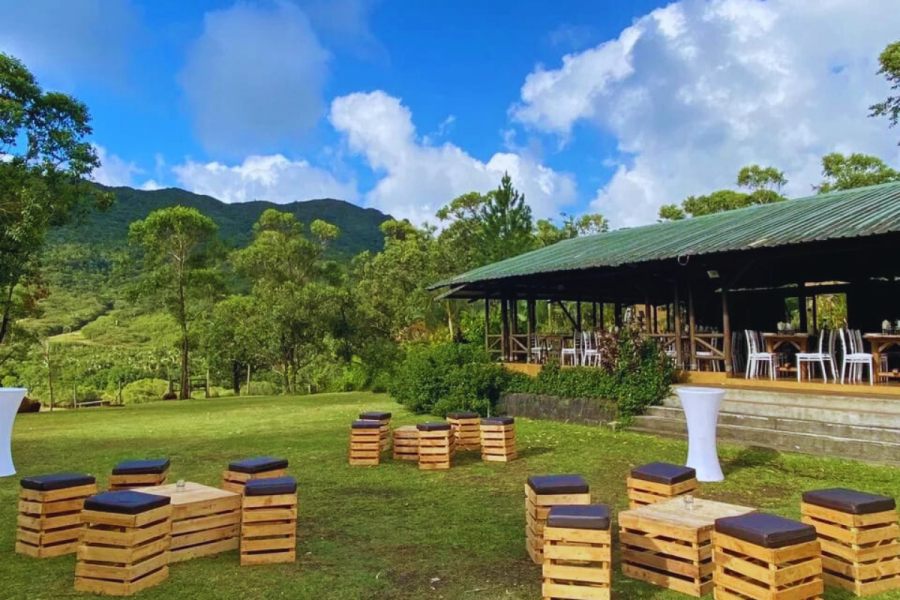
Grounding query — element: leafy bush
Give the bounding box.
[121,379,169,405]
[240,381,279,396]
[389,342,506,416]
[505,327,674,420]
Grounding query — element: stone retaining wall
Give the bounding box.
[498,393,618,427]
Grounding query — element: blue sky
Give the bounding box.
[2,0,899,227]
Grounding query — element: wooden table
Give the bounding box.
[864,333,900,382]
[141,482,241,562]
[763,333,811,353]
[620,497,755,597]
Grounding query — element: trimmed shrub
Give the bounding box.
[389,342,506,416]
[121,379,169,405]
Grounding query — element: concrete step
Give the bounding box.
[645,406,900,444]
[669,385,900,414]
[665,389,900,428]
[631,415,900,464]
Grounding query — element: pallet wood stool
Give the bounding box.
[240,477,297,565]
[801,488,900,596]
[447,412,480,451]
[481,416,517,462]
[350,421,382,466]
[714,512,823,600]
[392,425,419,461]
[619,497,754,597]
[75,491,172,596]
[16,473,98,558]
[627,462,697,509]
[359,411,392,451]
[222,457,289,494]
[140,482,241,562]
[542,504,613,600]
[526,474,591,565]
[109,459,170,491]
[417,422,453,470]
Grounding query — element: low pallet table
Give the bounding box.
[481,416,517,462]
[447,412,480,451]
[109,459,170,491]
[542,504,612,600]
[359,411,391,452]
[627,462,698,509]
[140,482,240,562]
[350,421,382,466]
[620,496,754,597]
[17,473,98,558]
[714,512,823,600]
[526,475,591,565]
[241,477,297,566]
[392,425,419,461]
[222,457,289,494]
[75,491,172,597]
[417,422,454,470]
[801,488,900,596]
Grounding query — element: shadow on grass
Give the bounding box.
[516,446,553,460]
[722,446,782,477]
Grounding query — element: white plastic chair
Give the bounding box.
[561,334,581,366]
[581,331,600,367]
[529,334,545,363]
[839,328,873,385]
[795,329,836,383]
[745,330,775,380]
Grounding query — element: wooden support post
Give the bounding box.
[688,284,697,371]
[652,304,658,334]
[500,297,509,362]
[723,289,732,375]
[484,297,490,354]
[591,302,598,329]
[526,299,535,364]
[798,282,808,333]
[510,293,519,335]
[644,296,652,333]
[674,286,683,369]
[811,294,818,331]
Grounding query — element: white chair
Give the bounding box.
[839,328,873,385]
[582,331,600,367]
[745,330,775,380]
[529,334,545,364]
[561,334,581,366]
[796,329,836,383]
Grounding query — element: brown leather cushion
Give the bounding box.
[547,504,610,531]
[630,462,696,485]
[527,474,589,495]
[21,473,96,491]
[803,488,896,515]
[481,416,514,426]
[352,420,382,429]
[359,411,391,420]
[245,476,297,497]
[715,513,817,549]
[112,458,170,475]
[228,457,289,474]
[84,491,170,515]
[417,422,451,432]
[446,411,479,419]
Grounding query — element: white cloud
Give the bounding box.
[172,154,358,204]
[178,0,330,154]
[512,0,900,227]
[91,144,150,188]
[330,91,577,224]
[0,0,138,83]
[140,180,163,191]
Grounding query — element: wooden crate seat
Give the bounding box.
[75,491,172,596]
[802,488,900,596]
[542,504,612,600]
[350,421,382,466]
[240,477,297,566]
[714,512,823,600]
[16,473,98,558]
[627,462,698,509]
[480,416,517,463]
[109,459,170,491]
[222,456,289,493]
[393,426,419,461]
[359,411,392,451]
[525,474,591,565]
[417,422,453,471]
[447,412,481,451]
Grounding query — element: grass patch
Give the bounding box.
[1,393,899,599]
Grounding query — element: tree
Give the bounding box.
[436,191,489,273]
[0,53,111,355]
[658,165,786,220]
[128,206,220,399]
[481,172,534,262]
[535,213,609,247]
[815,153,900,193]
[870,41,900,140]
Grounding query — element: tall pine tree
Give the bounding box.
[480,173,534,263]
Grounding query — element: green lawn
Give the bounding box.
[2,393,900,600]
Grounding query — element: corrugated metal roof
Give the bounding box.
[432,181,900,289]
